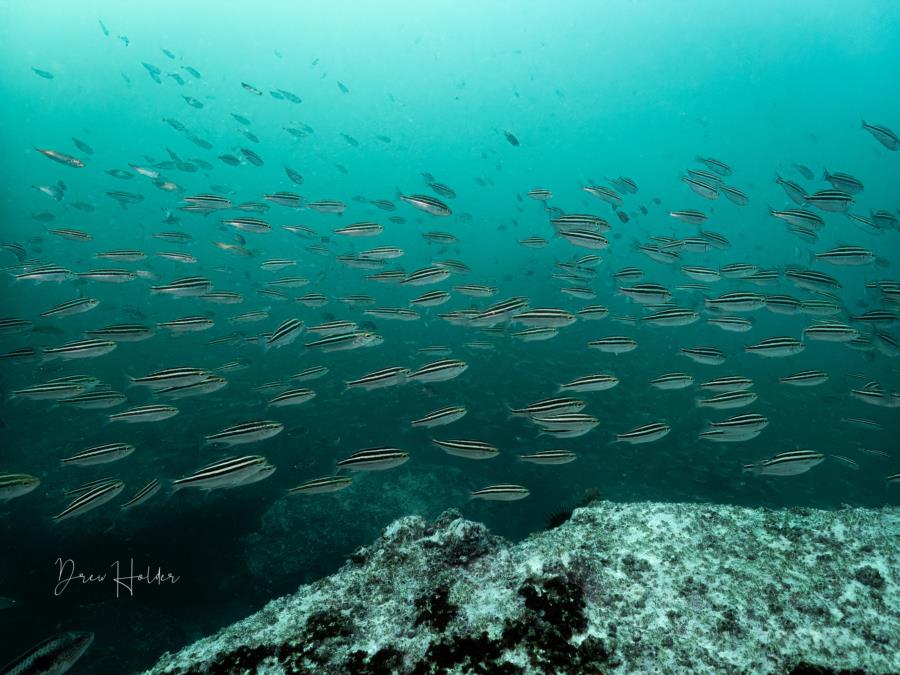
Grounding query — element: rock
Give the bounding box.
[144,502,900,674]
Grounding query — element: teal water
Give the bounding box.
[1,2,899,672]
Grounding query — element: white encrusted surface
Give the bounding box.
[145,502,900,674]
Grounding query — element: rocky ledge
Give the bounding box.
[145,501,899,674]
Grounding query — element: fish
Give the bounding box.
[613,422,671,444]
[432,439,499,460]
[173,456,273,490]
[120,480,162,510]
[337,448,409,471]
[399,194,452,216]
[411,406,467,428]
[205,420,284,446]
[743,450,825,476]
[61,443,135,466]
[34,147,85,168]
[861,120,898,150]
[268,389,316,407]
[0,632,94,673]
[408,359,468,383]
[289,476,353,495]
[109,404,178,424]
[0,473,41,502]
[55,480,125,520]
[744,337,805,357]
[470,484,529,501]
[503,130,520,146]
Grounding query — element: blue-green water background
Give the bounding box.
[1,1,899,672]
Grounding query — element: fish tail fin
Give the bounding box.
[742,464,760,475]
[822,168,829,181]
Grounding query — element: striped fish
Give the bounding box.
[173,456,273,490]
[268,388,316,407]
[815,246,875,266]
[745,337,805,357]
[410,291,451,307]
[0,632,94,674]
[804,322,859,342]
[705,292,766,312]
[512,327,559,341]
[779,370,829,387]
[432,439,499,460]
[770,207,825,230]
[158,316,214,332]
[0,473,40,502]
[365,308,421,321]
[765,295,802,315]
[641,308,699,327]
[121,479,162,510]
[649,373,694,390]
[109,404,179,423]
[334,221,383,237]
[532,413,599,432]
[222,216,271,233]
[559,373,619,392]
[295,293,329,307]
[129,367,211,389]
[682,175,719,199]
[289,476,353,495]
[680,346,726,365]
[583,185,622,206]
[399,194,451,216]
[158,376,227,399]
[401,267,451,286]
[577,306,610,320]
[527,188,552,200]
[411,406,467,428]
[205,420,284,446]
[41,297,100,317]
[588,336,638,354]
[78,268,136,283]
[696,390,758,409]
[61,442,135,467]
[337,448,409,471]
[743,450,825,476]
[707,316,754,333]
[43,339,117,360]
[699,376,753,392]
[151,276,213,296]
[201,291,244,304]
[85,324,154,342]
[346,367,411,390]
[785,268,841,291]
[367,270,407,284]
[304,332,380,352]
[11,381,87,400]
[512,308,576,328]
[470,484,530,501]
[518,450,577,465]
[265,318,304,350]
[861,119,899,150]
[559,229,609,250]
[614,422,671,444]
[803,189,853,212]
[307,199,347,214]
[618,283,672,305]
[408,359,468,383]
[682,266,721,283]
[54,479,125,520]
[292,366,329,381]
[58,390,127,409]
[510,397,586,417]
[552,214,609,231]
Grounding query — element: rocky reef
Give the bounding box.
[145,501,899,674]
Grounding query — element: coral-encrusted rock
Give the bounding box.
[145,502,900,674]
